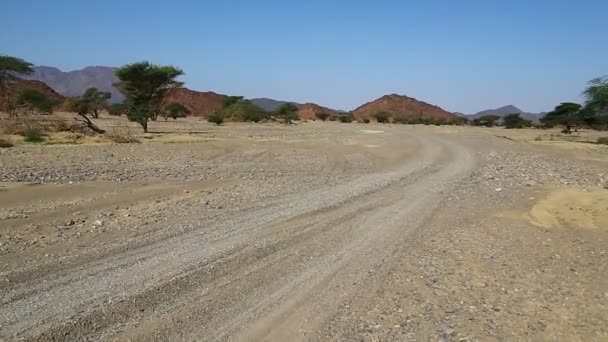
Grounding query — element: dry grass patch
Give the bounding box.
[106,123,140,143]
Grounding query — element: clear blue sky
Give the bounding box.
[2,0,606,113]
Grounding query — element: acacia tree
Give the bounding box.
[503,113,531,129]
[541,102,582,133]
[79,88,111,118]
[115,62,184,132]
[582,76,608,130]
[274,103,299,124]
[68,97,106,134]
[584,76,608,114]
[0,55,34,116]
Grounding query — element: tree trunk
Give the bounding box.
[142,119,148,133]
[76,114,105,134]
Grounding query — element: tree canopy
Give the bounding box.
[541,102,582,133]
[70,88,111,119]
[115,61,184,132]
[583,76,608,115]
[0,55,34,90]
[503,113,532,129]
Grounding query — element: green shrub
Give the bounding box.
[208,112,225,125]
[375,112,390,123]
[24,128,43,142]
[361,118,370,124]
[0,138,14,148]
[315,112,330,121]
[597,137,608,145]
[338,115,353,123]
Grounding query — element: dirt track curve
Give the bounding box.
[1,124,607,341]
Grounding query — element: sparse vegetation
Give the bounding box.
[596,137,608,145]
[24,128,44,142]
[106,123,140,143]
[375,112,390,123]
[115,61,184,132]
[361,118,370,124]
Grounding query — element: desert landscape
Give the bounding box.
[2,2,608,339]
[1,112,607,340]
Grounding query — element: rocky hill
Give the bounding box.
[164,87,226,117]
[297,103,336,121]
[27,66,123,103]
[353,94,457,122]
[7,80,67,110]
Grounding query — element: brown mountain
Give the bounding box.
[164,88,226,117]
[297,103,336,121]
[8,80,68,110]
[353,94,457,122]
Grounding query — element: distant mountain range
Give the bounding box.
[27,66,123,103]
[22,65,546,122]
[466,105,545,122]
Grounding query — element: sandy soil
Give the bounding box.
[0,118,607,341]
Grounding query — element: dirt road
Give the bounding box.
[1,123,607,340]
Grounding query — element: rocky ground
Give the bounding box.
[0,120,607,341]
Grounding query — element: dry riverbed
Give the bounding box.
[1,119,607,341]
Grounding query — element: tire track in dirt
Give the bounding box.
[0,132,475,341]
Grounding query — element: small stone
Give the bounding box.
[93,220,103,227]
[495,188,503,192]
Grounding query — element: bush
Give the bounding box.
[316,112,330,121]
[106,124,140,143]
[0,138,14,148]
[24,128,44,142]
[375,112,390,123]
[208,112,225,125]
[328,115,338,121]
[597,137,608,145]
[361,118,370,124]
[338,115,353,123]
